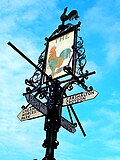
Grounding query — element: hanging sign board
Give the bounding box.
[63,90,99,106]
[45,30,75,80]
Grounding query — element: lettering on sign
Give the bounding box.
[63,90,98,106]
[55,34,69,43]
[17,106,43,121]
[25,94,47,115]
[61,117,77,133]
[24,94,77,133]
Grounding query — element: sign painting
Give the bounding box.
[45,31,75,79]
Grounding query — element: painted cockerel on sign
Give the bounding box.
[48,46,71,77]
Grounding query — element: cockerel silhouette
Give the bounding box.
[48,46,71,77]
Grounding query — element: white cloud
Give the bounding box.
[95,108,120,143]
[105,91,120,106]
[82,119,98,130]
[98,108,120,121]
[84,60,103,81]
[83,0,120,66]
[102,156,120,160]
[105,139,120,152]
[106,98,120,106]
[106,42,120,65]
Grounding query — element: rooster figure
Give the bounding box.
[48,46,71,77]
[60,7,79,24]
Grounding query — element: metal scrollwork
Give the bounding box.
[31,70,41,84]
[68,83,73,91]
[38,49,45,66]
[38,87,49,100]
[24,69,42,90]
[25,50,46,89]
[75,36,87,75]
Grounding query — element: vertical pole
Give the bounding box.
[42,80,62,160]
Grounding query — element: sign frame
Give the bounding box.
[44,27,78,81]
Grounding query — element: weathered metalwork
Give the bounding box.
[8,7,97,160]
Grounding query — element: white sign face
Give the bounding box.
[45,31,74,79]
[61,116,77,133]
[63,90,99,106]
[25,94,47,115]
[17,106,44,121]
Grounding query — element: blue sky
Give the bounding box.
[0,0,120,160]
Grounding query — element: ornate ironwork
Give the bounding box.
[75,36,87,75]
[25,49,46,88]
[7,7,96,160]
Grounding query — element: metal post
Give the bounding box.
[42,81,62,160]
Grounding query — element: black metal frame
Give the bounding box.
[44,27,77,81]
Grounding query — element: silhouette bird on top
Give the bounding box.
[60,7,79,24]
